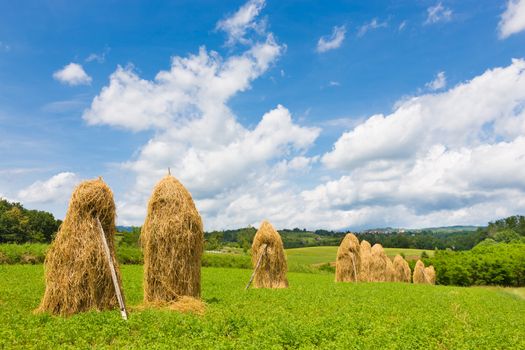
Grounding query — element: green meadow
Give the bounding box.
[0,264,523,349]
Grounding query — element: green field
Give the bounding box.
[286,246,433,266]
[0,265,523,349]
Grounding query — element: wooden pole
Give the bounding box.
[97,217,128,320]
[245,244,268,290]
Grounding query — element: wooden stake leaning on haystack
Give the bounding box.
[247,220,288,289]
[392,255,411,283]
[335,233,361,282]
[97,218,128,320]
[37,178,126,317]
[141,175,204,311]
[358,240,372,282]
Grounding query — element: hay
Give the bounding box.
[358,240,372,282]
[392,255,411,282]
[251,220,288,288]
[335,233,361,282]
[136,296,206,315]
[385,256,396,282]
[370,244,389,282]
[413,260,427,284]
[425,265,436,285]
[37,178,122,316]
[142,175,204,303]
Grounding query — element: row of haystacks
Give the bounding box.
[38,175,206,317]
[37,174,290,317]
[37,173,434,318]
[335,233,435,284]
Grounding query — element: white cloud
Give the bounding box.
[216,0,266,46]
[357,18,388,37]
[499,0,525,39]
[323,59,525,169]
[53,63,92,86]
[307,59,525,229]
[86,47,110,63]
[425,71,447,90]
[399,21,407,31]
[83,4,323,229]
[84,34,281,132]
[424,2,452,25]
[317,25,346,53]
[17,172,79,204]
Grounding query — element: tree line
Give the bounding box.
[0,199,61,243]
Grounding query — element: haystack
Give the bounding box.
[425,265,436,285]
[370,244,389,282]
[38,178,123,316]
[392,255,411,282]
[358,240,372,282]
[385,256,396,282]
[250,220,288,288]
[335,233,361,282]
[413,260,427,284]
[142,175,204,303]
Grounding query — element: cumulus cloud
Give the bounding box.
[317,25,346,53]
[424,2,452,25]
[84,1,322,229]
[309,59,525,229]
[53,63,92,86]
[17,172,79,204]
[499,0,525,39]
[216,0,266,46]
[357,18,388,37]
[425,71,447,90]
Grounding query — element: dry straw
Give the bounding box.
[370,243,389,282]
[335,233,361,282]
[392,255,411,282]
[358,240,372,282]
[413,260,427,284]
[250,220,288,288]
[142,175,204,303]
[37,178,123,316]
[425,265,436,285]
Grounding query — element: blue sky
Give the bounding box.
[1,0,525,230]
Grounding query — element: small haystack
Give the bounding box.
[38,178,122,316]
[250,220,288,288]
[392,255,411,282]
[370,244,389,282]
[358,240,372,282]
[425,265,436,285]
[413,260,427,284]
[335,233,361,282]
[142,175,204,303]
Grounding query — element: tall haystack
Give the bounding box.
[413,260,427,284]
[425,265,436,285]
[142,175,204,303]
[38,178,122,316]
[250,220,288,288]
[335,233,361,282]
[370,244,389,282]
[358,240,372,282]
[392,255,411,282]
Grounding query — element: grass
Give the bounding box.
[286,246,433,267]
[0,265,523,349]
